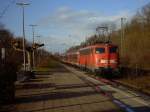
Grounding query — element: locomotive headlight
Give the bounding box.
[110,60,117,63]
[96,58,100,64]
[100,59,108,63]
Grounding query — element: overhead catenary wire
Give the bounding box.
[0,0,16,19]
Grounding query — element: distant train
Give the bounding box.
[62,43,119,76]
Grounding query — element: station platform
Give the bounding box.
[4,65,121,112]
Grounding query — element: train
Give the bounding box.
[62,43,119,77]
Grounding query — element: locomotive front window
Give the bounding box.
[109,47,117,53]
[95,48,105,53]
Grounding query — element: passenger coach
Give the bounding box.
[66,52,79,66]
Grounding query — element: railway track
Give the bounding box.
[88,74,150,102]
[64,64,150,112]
[70,69,136,112]
[69,64,150,100]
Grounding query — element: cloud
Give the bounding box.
[37,6,134,53]
[39,6,97,29]
[39,6,133,32]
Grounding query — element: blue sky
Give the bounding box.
[0,0,150,53]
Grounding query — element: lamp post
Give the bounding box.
[17,2,30,71]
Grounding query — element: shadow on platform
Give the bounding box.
[15,90,99,104]
[16,83,55,90]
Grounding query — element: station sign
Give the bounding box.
[1,48,5,60]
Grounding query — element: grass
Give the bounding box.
[47,59,61,68]
[33,67,50,71]
[33,57,61,71]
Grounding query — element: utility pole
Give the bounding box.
[17,2,30,71]
[120,18,126,58]
[29,24,37,69]
[36,35,41,43]
[36,35,41,65]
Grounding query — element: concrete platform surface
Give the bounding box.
[1,65,122,112]
[2,64,150,112]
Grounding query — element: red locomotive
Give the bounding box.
[63,43,119,75]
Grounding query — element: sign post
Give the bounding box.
[1,48,5,64]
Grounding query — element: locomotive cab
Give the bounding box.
[94,44,119,74]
